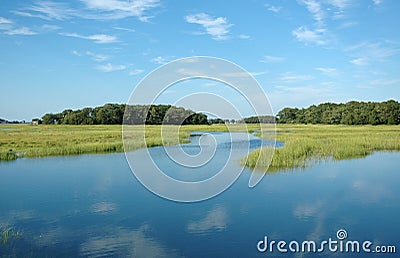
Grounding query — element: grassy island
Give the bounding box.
[245,124,400,171]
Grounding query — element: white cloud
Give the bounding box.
[112,26,135,33]
[278,72,314,82]
[369,78,400,86]
[260,55,285,63]
[0,17,13,24]
[4,27,37,35]
[14,0,160,22]
[301,0,324,25]
[40,24,60,31]
[350,58,368,66]
[151,56,173,65]
[265,4,282,13]
[327,0,352,10]
[275,85,331,96]
[185,13,233,40]
[292,26,327,45]
[300,0,351,23]
[347,41,400,65]
[348,41,399,59]
[0,17,13,31]
[129,69,144,75]
[373,0,382,5]
[315,67,338,76]
[72,50,109,62]
[81,0,160,21]
[72,50,82,56]
[25,1,75,20]
[60,32,117,43]
[86,51,109,62]
[238,34,250,39]
[96,63,126,72]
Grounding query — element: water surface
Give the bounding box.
[0,132,399,257]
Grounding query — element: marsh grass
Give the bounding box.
[0,124,261,161]
[245,124,400,172]
[0,226,21,245]
[0,125,124,160]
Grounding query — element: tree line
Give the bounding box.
[38,100,400,126]
[276,100,400,125]
[41,104,208,125]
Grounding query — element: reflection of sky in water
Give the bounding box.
[0,134,399,257]
[186,206,228,234]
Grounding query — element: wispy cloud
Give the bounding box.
[40,24,60,31]
[73,50,109,62]
[300,0,351,23]
[326,0,352,18]
[112,26,135,33]
[185,13,233,40]
[292,26,327,45]
[86,51,109,62]
[315,67,338,76]
[60,32,117,43]
[348,41,399,58]
[0,17,13,31]
[350,58,368,66]
[373,0,382,5]
[347,40,400,66]
[301,0,324,26]
[278,72,314,83]
[265,4,282,13]
[23,1,75,20]
[0,17,13,24]
[14,0,160,22]
[4,27,37,35]
[260,55,285,63]
[275,85,331,96]
[369,78,400,86]
[72,50,82,56]
[151,56,174,65]
[96,63,126,72]
[81,0,160,22]
[129,69,144,75]
[294,0,352,46]
[238,34,250,39]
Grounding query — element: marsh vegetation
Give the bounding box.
[245,124,400,171]
[2,124,400,174]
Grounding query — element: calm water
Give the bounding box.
[0,132,399,257]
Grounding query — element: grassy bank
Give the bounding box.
[1,124,256,161]
[1,125,124,160]
[244,124,400,172]
[3,124,399,171]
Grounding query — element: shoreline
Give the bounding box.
[2,124,400,173]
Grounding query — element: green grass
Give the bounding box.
[244,124,400,172]
[0,124,261,161]
[4,124,398,172]
[1,226,21,245]
[0,125,125,160]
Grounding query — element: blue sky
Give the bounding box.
[1,0,399,120]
